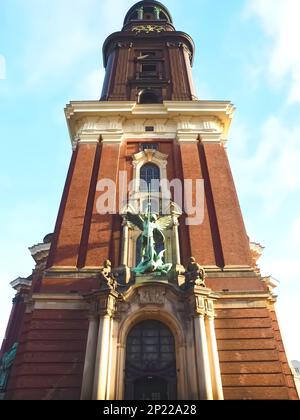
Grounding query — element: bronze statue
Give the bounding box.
[0,343,18,393]
[126,207,173,275]
[185,257,206,287]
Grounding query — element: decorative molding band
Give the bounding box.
[44,267,101,279]
[30,293,89,311]
[214,300,269,309]
[65,100,235,148]
[32,293,84,300]
[216,292,271,300]
[222,265,254,272]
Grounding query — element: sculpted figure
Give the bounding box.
[185,257,206,287]
[100,260,117,290]
[0,343,18,392]
[126,202,172,276]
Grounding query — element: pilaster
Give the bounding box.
[189,287,223,400]
[91,291,118,401]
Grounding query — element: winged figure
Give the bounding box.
[126,207,173,275]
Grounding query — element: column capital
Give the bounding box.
[190,288,217,317]
[77,133,101,145]
[101,133,124,144]
[177,132,199,144]
[85,290,118,318]
[199,132,226,146]
[98,292,118,317]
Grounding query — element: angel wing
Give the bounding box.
[155,215,173,232]
[126,212,144,231]
[153,228,165,244]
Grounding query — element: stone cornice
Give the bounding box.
[65,100,235,149]
[29,242,51,264]
[10,277,32,291]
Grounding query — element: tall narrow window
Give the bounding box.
[140,163,160,192]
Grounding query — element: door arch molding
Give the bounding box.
[115,306,188,400]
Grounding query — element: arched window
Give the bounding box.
[159,11,168,20]
[139,90,161,104]
[143,7,155,20]
[129,11,138,20]
[140,163,160,192]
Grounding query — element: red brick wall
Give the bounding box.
[6,310,88,400]
[50,144,99,267]
[215,306,298,400]
[178,141,217,266]
[46,139,254,277]
[0,293,27,357]
[202,143,252,267]
[85,142,121,267]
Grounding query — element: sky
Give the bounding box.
[0,0,299,361]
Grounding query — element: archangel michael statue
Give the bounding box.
[126,195,173,276]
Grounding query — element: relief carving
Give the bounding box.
[195,295,205,314]
[75,117,123,138]
[177,117,223,133]
[139,288,165,305]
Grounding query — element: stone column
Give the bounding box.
[154,6,160,20]
[172,218,181,266]
[92,294,116,400]
[178,345,188,399]
[93,314,111,400]
[115,344,126,400]
[207,315,224,400]
[138,7,144,20]
[194,314,213,400]
[121,220,129,266]
[80,314,99,400]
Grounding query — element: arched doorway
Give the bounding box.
[125,320,177,400]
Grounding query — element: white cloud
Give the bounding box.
[247,0,300,103]
[230,114,300,214]
[230,114,300,359]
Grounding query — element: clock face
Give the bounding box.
[132,25,166,34]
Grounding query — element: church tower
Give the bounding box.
[1,1,298,400]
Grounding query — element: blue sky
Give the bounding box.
[0,0,299,360]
